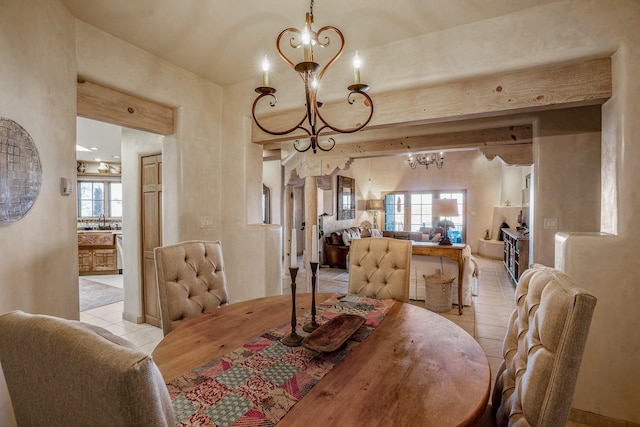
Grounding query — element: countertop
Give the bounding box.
[501,227,529,239]
[78,229,122,235]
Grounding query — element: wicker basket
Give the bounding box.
[423,269,454,313]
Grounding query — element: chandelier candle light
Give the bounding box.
[253,0,374,153]
[407,152,445,169]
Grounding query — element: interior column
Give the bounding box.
[303,176,318,292]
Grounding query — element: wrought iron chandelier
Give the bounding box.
[407,152,445,169]
[252,0,374,154]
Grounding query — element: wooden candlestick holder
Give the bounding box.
[303,262,319,332]
[282,267,303,347]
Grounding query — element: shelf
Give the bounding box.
[502,228,529,284]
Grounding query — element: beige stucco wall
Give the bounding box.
[555,42,640,420]
[0,0,639,424]
[220,82,283,302]
[0,1,78,424]
[533,107,602,267]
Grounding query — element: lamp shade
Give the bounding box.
[433,199,459,217]
[365,199,384,211]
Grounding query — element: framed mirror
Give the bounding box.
[337,175,355,220]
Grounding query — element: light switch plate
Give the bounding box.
[544,218,558,230]
[60,177,73,196]
[200,216,213,228]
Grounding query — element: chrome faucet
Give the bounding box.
[99,214,107,229]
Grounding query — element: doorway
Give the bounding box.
[76,79,173,324]
[76,117,124,311]
[75,117,164,321]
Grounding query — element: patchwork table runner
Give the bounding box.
[167,293,395,426]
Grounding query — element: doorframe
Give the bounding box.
[77,78,174,324]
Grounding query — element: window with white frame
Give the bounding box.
[77,178,122,218]
[383,190,466,242]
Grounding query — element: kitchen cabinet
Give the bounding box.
[78,232,118,275]
[502,228,529,284]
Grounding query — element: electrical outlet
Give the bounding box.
[200,216,213,228]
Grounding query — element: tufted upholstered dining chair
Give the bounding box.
[477,264,597,427]
[154,240,229,336]
[0,310,175,427]
[348,237,412,302]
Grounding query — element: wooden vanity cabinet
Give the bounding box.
[502,228,529,284]
[78,232,118,275]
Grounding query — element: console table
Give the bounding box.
[412,242,467,314]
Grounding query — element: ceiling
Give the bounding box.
[76,117,122,163]
[61,0,559,87]
[66,1,560,162]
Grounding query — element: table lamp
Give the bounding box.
[432,199,458,245]
[365,199,385,229]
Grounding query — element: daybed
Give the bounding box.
[324,227,454,268]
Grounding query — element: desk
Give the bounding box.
[412,242,467,314]
[153,293,490,426]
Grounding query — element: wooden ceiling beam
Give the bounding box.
[319,125,532,159]
[77,79,175,136]
[252,58,610,145]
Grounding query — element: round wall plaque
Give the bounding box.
[0,118,42,222]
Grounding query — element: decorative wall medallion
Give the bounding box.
[0,118,42,222]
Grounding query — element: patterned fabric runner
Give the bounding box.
[167,293,395,426]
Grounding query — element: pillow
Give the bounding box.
[342,232,352,246]
[361,228,371,238]
[431,233,441,242]
[349,227,361,239]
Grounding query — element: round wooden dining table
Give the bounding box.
[152,293,490,426]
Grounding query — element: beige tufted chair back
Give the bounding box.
[154,240,229,336]
[491,264,597,427]
[0,310,175,427]
[348,237,412,302]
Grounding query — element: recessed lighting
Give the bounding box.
[94,158,102,162]
[90,147,99,151]
[112,155,121,159]
[76,145,91,152]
